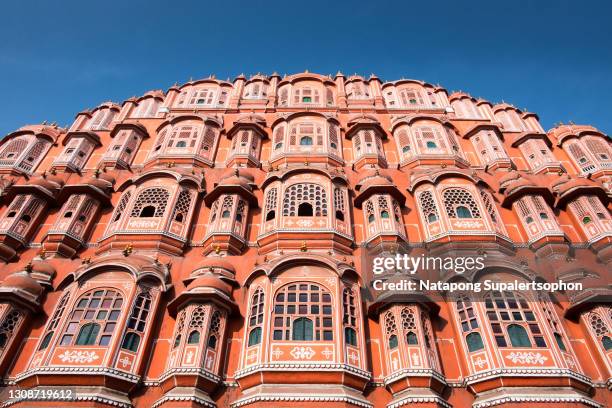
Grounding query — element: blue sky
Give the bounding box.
[1,0,611,135]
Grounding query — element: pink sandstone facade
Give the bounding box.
[0,71,609,407]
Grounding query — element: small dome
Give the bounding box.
[553,176,600,196]
[499,173,535,194]
[193,258,236,275]
[28,259,56,278]
[87,172,115,191]
[499,171,521,185]
[31,174,63,190]
[357,170,393,190]
[1,272,43,297]
[186,274,232,296]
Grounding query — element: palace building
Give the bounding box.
[0,71,610,407]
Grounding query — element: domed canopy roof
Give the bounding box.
[1,272,43,296]
[7,173,63,202]
[499,172,553,207]
[551,176,608,208]
[169,271,238,316]
[60,171,115,204]
[354,170,405,207]
[204,169,257,207]
[186,274,232,296]
[186,257,237,285]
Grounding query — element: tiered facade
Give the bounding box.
[0,71,609,407]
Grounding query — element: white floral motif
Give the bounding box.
[296,219,314,227]
[474,356,487,369]
[453,220,483,228]
[58,350,99,363]
[505,351,548,365]
[290,346,316,360]
[118,356,131,368]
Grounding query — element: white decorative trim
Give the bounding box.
[464,368,593,386]
[58,350,100,363]
[387,395,452,408]
[230,394,373,408]
[473,394,603,408]
[505,351,548,365]
[152,395,215,408]
[234,363,371,381]
[15,366,140,383]
[383,368,447,386]
[1,389,131,408]
[157,367,221,384]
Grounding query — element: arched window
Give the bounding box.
[130,188,170,218]
[0,309,21,350]
[172,189,192,223]
[508,324,531,347]
[76,323,100,345]
[539,294,569,352]
[389,335,398,349]
[419,191,440,225]
[139,206,156,217]
[121,332,140,352]
[172,310,186,349]
[401,307,418,346]
[381,210,389,219]
[334,188,346,222]
[466,332,484,352]
[292,317,313,341]
[272,283,333,341]
[248,327,262,347]
[188,330,200,344]
[456,206,472,219]
[485,291,545,348]
[38,293,70,351]
[300,136,313,146]
[283,183,328,217]
[247,288,265,346]
[345,327,357,346]
[62,289,123,347]
[112,191,132,223]
[588,311,612,352]
[384,311,398,350]
[186,305,206,345]
[298,203,313,216]
[121,290,151,352]
[443,188,481,219]
[343,288,358,347]
[456,296,484,352]
[207,311,221,350]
